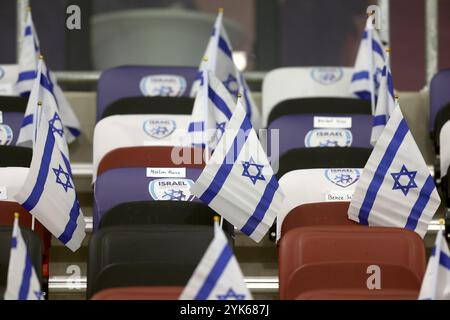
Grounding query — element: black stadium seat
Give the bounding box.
[275,147,372,179]
[0,145,32,168]
[0,226,42,298]
[99,201,235,238]
[87,225,215,298]
[433,102,450,152]
[0,96,28,112]
[100,96,195,120]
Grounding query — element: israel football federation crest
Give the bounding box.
[143,119,176,139]
[324,169,361,188]
[148,178,195,201]
[304,129,352,147]
[0,124,13,145]
[310,67,344,85]
[139,74,187,97]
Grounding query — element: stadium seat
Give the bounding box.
[0,145,32,167]
[429,69,450,138]
[99,201,234,237]
[433,103,450,153]
[0,226,42,297]
[96,65,197,121]
[0,96,27,146]
[278,226,426,300]
[287,263,421,300]
[87,225,214,298]
[93,146,205,230]
[91,286,183,300]
[93,114,192,180]
[275,147,371,179]
[276,169,361,240]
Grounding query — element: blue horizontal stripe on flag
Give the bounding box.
[11,236,17,248]
[18,255,33,300]
[188,121,205,132]
[240,175,279,236]
[24,26,32,36]
[362,30,384,58]
[354,91,372,101]
[372,115,387,127]
[58,197,81,245]
[387,71,395,100]
[199,115,252,204]
[21,114,33,127]
[351,71,370,82]
[358,118,409,225]
[40,73,54,94]
[431,247,450,270]
[21,128,55,211]
[405,175,436,231]
[67,127,81,137]
[208,85,233,120]
[194,243,232,300]
[218,36,232,59]
[18,70,37,82]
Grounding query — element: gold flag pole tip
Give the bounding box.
[237,93,242,98]
[218,8,224,13]
[386,48,391,53]
[37,101,43,106]
[213,216,220,223]
[26,6,31,12]
[202,56,208,62]
[38,54,44,60]
[439,218,445,225]
[14,212,20,219]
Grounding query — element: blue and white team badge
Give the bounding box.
[310,67,344,85]
[325,169,361,188]
[304,129,352,147]
[0,67,4,80]
[143,119,176,139]
[0,124,13,145]
[139,74,187,97]
[148,178,195,201]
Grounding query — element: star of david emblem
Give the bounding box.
[48,112,64,137]
[241,157,265,185]
[223,74,239,96]
[163,189,186,201]
[153,86,174,96]
[151,126,169,136]
[53,165,73,192]
[34,290,44,300]
[216,288,246,300]
[213,121,226,142]
[319,139,339,147]
[391,164,418,196]
[334,174,352,185]
[373,67,384,91]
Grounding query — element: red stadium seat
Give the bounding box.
[91,286,183,300]
[278,226,426,300]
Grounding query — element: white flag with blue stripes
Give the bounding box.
[188,71,236,150]
[15,10,81,144]
[179,224,252,300]
[348,106,440,238]
[13,62,86,252]
[419,229,450,300]
[370,52,396,145]
[191,99,284,242]
[190,10,261,129]
[349,16,385,111]
[4,215,43,300]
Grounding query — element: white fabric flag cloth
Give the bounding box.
[419,229,450,300]
[179,224,252,300]
[190,10,261,129]
[14,61,86,252]
[188,71,236,150]
[349,16,386,110]
[4,215,43,300]
[191,99,284,242]
[348,106,440,238]
[370,52,396,145]
[15,10,81,144]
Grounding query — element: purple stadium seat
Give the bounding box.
[0,96,28,146]
[93,146,205,231]
[429,69,450,134]
[96,65,198,121]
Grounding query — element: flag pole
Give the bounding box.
[367,12,376,115]
[431,218,445,299]
[213,215,220,236]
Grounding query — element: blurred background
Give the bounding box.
[0,0,449,90]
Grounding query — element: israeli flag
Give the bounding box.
[188,71,236,150]
[4,214,43,300]
[349,15,386,113]
[348,106,440,238]
[419,229,450,300]
[370,52,396,145]
[15,10,81,144]
[14,60,86,252]
[179,223,252,300]
[191,99,284,242]
[190,10,261,129]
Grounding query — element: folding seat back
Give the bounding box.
[87,225,214,298]
[433,104,450,152]
[93,146,205,230]
[286,263,421,300]
[91,286,183,300]
[96,65,197,121]
[262,67,356,125]
[277,169,362,240]
[429,69,450,136]
[278,226,426,300]
[0,96,28,146]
